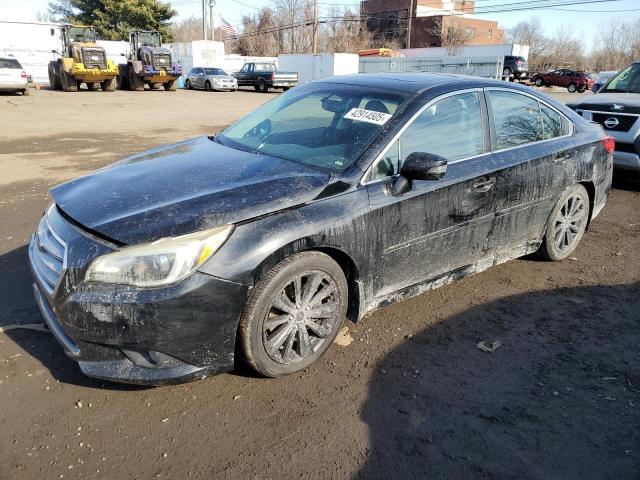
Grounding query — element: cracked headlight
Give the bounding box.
[86,225,233,287]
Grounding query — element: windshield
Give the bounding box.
[68,27,95,43]
[137,32,161,47]
[601,63,640,94]
[218,83,409,172]
[204,68,226,75]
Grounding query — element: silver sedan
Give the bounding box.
[185,67,238,92]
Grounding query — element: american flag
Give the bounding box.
[220,17,237,37]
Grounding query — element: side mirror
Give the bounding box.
[392,152,447,196]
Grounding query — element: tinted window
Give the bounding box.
[541,104,571,139]
[370,92,484,180]
[488,91,543,149]
[0,58,22,69]
[204,68,226,75]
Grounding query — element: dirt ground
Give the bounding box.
[0,86,639,480]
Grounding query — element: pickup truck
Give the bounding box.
[233,62,298,93]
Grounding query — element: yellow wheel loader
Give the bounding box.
[48,25,118,92]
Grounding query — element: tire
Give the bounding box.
[539,184,589,261]
[101,77,116,91]
[48,62,61,90]
[60,67,77,92]
[568,83,577,93]
[87,82,99,91]
[164,80,176,91]
[117,65,129,90]
[128,67,144,91]
[205,80,212,91]
[22,88,30,96]
[254,84,260,91]
[185,79,192,90]
[577,85,586,93]
[503,67,512,79]
[282,86,290,91]
[239,251,348,377]
[258,79,269,93]
[534,78,544,87]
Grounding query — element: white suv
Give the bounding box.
[0,56,29,96]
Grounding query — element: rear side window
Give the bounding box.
[488,91,543,149]
[541,104,571,139]
[0,58,22,69]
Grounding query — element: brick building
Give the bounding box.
[361,0,504,49]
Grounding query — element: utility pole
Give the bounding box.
[202,0,207,40]
[406,0,414,49]
[209,0,216,41]
[312,0,318,54]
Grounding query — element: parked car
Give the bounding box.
[503,55,529,80]
[185,67,237,91]
[531,69,595,93]
[0,56,29,95]
[591,70,616,93]
[30,74,613,385]
[232,62,298,93]
[567,61,640,172]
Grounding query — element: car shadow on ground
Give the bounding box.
[1,245,145,390]
[355,282,640,480]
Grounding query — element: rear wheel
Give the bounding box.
[253,84,260,91]
[577,85,586,93]
[21,88,30,96]
[539,184,589,261]
[87,82,99,91]
[568,83,577,93]
[282,86,290,91]
[239,251,347,377]
[101,77,116,91]
[164,80,176,91]
[534,77,544,87]
[48,62,61,90]
[258,79,269,93]
[185,79,192,89]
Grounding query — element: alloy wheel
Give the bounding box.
[553,193,587,253]
[262,271,339,365]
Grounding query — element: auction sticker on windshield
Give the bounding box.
[344,108,392,126]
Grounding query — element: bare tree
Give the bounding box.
[427,17,474,55]
[35,9,56,22]
[171,16,204,42]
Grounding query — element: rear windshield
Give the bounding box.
[0,58,22,69]
[517,57,527,62]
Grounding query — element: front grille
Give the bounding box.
[615,142,640,155]
[152,54,171,70]
[591,112,638,132]
[30,211,67,294]
[82,49,107,69]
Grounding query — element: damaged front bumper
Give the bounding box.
[28,206,248,385]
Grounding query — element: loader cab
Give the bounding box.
[131,31,162,60]
[61,25,97,52]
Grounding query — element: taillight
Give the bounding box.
[20,70,27,78]
[515,60,521,65]
[271,72,275,81]
[602,136,615,155]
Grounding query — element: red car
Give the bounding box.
[531,69,595,93]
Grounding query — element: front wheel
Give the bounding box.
[205,80,212,91]
[185,79,192,90]
[568,83,577,93]
[101,77,116,91]
[534,78,544,87]
[539,184,589,261]
[239,251,348,377]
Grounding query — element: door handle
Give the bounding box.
[552,153,569,164]
[472,177,496,193]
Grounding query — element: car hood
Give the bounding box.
[51,136,331,244]
[567,92,640,111]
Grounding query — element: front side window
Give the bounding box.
[219,83,408,172]
[488,91,543,149]
[370,92,484,181]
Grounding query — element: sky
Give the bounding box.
[2,0,639,44]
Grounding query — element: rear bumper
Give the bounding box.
[0,81,28,90]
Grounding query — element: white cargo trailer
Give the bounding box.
[278,53,359,84]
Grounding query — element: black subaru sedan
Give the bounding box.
[29,74,613,385]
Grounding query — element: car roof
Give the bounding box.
[313,72,525,94]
